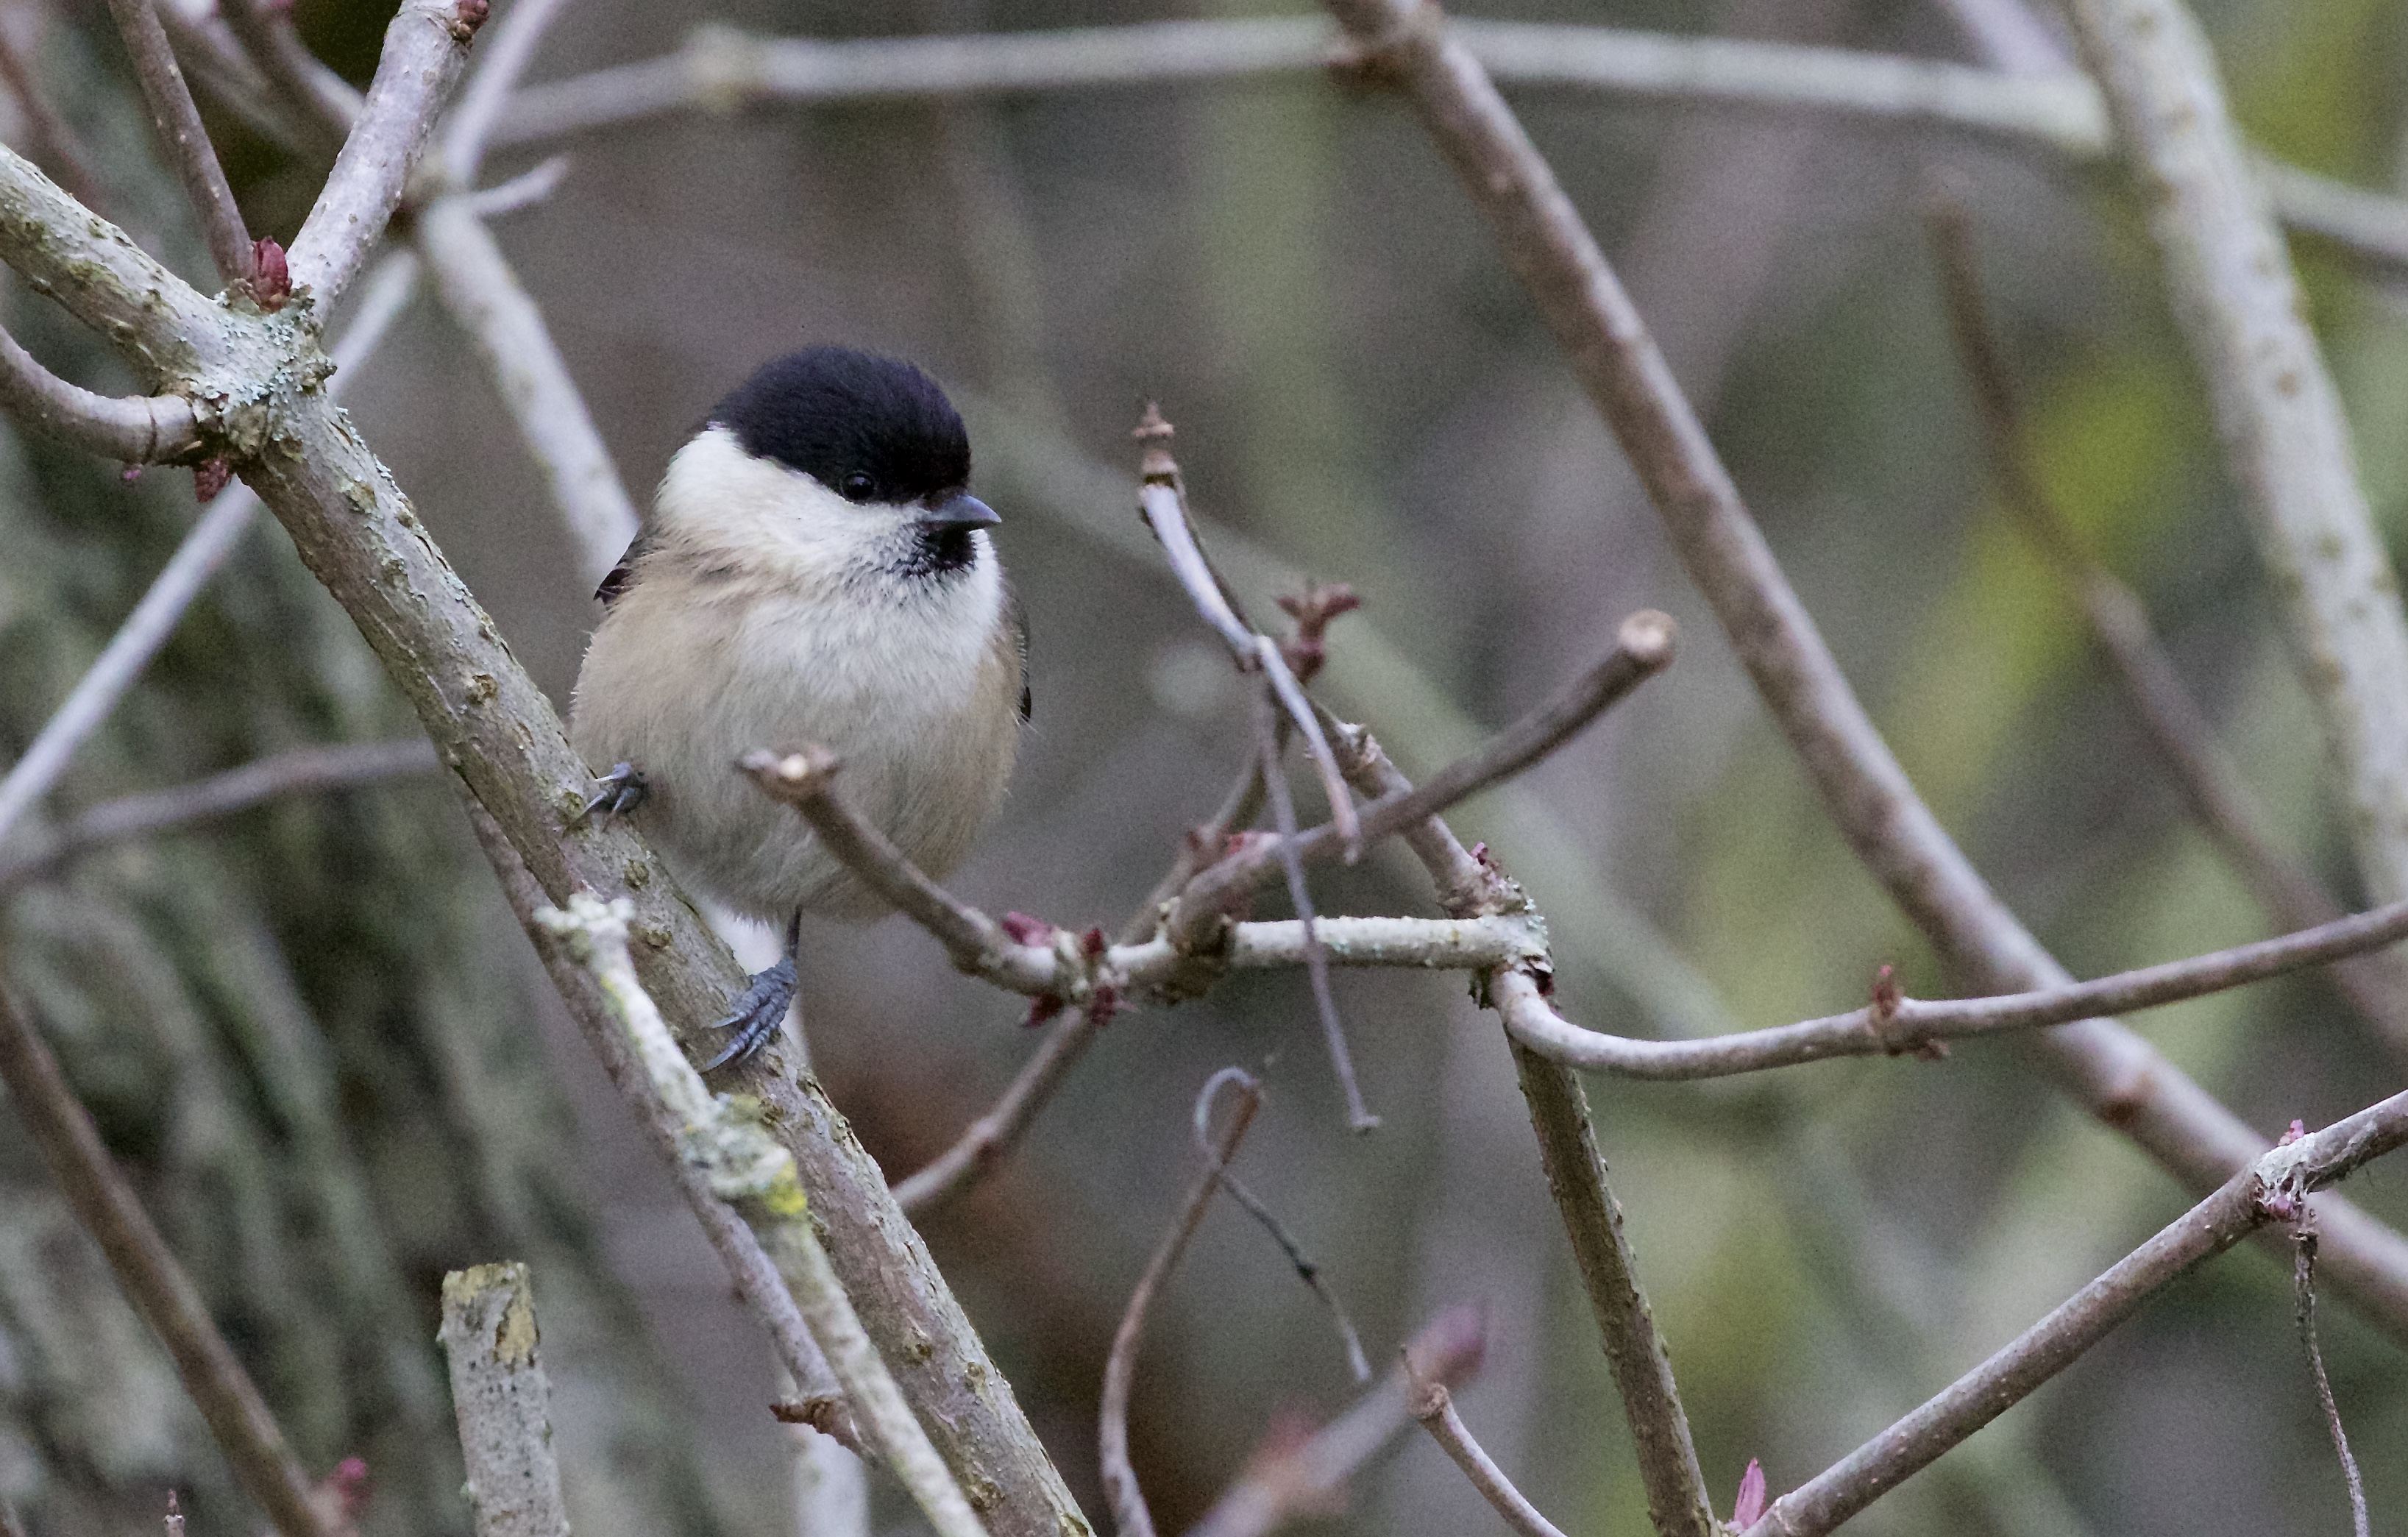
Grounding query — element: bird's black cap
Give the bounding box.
[711,346,971,505]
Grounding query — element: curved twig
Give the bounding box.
[0,322,199,461]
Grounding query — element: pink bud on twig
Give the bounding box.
[1000,911,1056,947]
[1730,1459,1767,1527]
[250,237,290,310]
[193,458,232,503]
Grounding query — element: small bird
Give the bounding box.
[569,347,1027,1071]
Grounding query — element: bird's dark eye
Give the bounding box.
[839,472,878,503]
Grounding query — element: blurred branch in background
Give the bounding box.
[437,1263,572,1537]
[488,15,2408,277]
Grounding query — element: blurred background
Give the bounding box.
[1,0,2404,1534]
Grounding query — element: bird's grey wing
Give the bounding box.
[1005,578,1031,722]
[595,530,653,606]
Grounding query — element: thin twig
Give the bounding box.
[1315,0,2408,1338]
[2293,1229,2370,1537]
[0,738,439,891]
[101,0,252,285]
[0,987,338,1537]
[1101,1070,1263,1537]
[1403,1371,1568,1537]
[1132,407,1360,854]
[288,0,483,305]
[0,322,200,461]
[437,1263,572,1537]
[1253,692,1375,1131]
[1499,891,2408,1078]
[1928,188,2408,1059]
[1186,1305,1488,1537]
[1192,1073,1368,1382]
[0,488,260,848]
[1747,1090,2408,1536]
[2063,0,2408,909]
[1171,611,1674,938]
[891,1004,1104,1214]
[539,895,984,1537]
[215,0,356,152]
[459,155,569,218]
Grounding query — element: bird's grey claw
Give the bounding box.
[699,956,797,1072]
[582,762,647,826]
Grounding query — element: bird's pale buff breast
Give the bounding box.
[569,548,1020,923]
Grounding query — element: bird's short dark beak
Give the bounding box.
[919,491,1000,529]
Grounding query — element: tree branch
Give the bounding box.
[438,1263,572,1537]
[2064,0,2408,912]
[891,1005,1105,1215]
[461,803,856,1452]
[288,0,482,305]
[0,320,199,461]
[1318,724,1716,1537]
[1168,611,1674,940]
[1747,1087,2408,1536]
[1313,0,2408,1341]
[1499,892,2408,1077]
[0,738,440,892]
[0,986,338,1537]
[537,894,985,1537]
[1404,1371,1568,1537]
[101,0,251,285]
[0,246,416,854]
[1100,1071,1261,1537]
[1187,1305,1488,1537]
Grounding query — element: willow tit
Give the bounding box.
[569,347,1028,1070]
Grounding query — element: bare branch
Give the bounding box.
[2064,0,2408,909]
[0,738,439,891]
[0,322,199,461]
[1251,692,1376,1131]
[441,0,576,186]
[288,0,483,305]
[414,194,640,591]
[458,154,569,218]
[1503,893,2408,1078]
[0,986,340,1537]
[101,0,252,285]
[1747,1089,2408,1536]
[892,1005,1104,1215]
[538,895,986,1537]
[0,489,260,848]
[437,1263,571,1537]
[1404,1371,1568,1537]
[460,804,856,1452]
[2292,1231,2370,1537]
[1101,1071,1262,1537]
[1187,1305,1488,1537]
[491,19,2107,155]
[1313,723,1716,1537]
[1171,611,1674,938]
[1134,407,1359,854]
[1927,191,2408,1058]
[1314,0,2408,1338]
[215,0,357,152]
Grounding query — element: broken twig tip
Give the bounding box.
[1617,608,1677,670]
